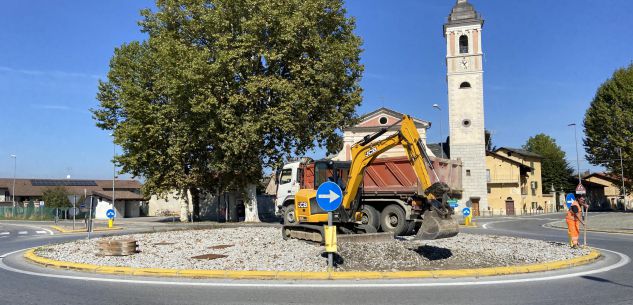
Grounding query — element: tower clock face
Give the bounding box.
[460,57,469,70]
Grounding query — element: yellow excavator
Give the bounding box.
[282,115,459,242]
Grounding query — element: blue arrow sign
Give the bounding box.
[462,207,471,217]
[565,193,576,209]
[106,209,116,219]
[316,181,343,212]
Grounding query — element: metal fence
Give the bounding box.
[0,206,87,221]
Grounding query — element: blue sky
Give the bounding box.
[1,0,632,179]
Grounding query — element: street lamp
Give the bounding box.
[432,104,444,158]
[10,154,16,208]
[568,123,581,185]
[618,147,627,211]
[110,134,116,210]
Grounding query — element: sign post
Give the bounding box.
[575,183,588,246]
[106,209,116,228]
[315,181,343,272]
[462,207,472,226]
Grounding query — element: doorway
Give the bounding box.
[505,197,515,216]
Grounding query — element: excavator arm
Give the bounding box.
[342,115,458,240]
[343,115,441,209]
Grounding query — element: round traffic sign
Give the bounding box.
[462,207,471,217]
[565,193,576,208]
[106,209,116,219]
[316,181,343,212]
[68,207,80,217]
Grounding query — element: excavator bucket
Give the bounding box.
[415,209,459,240]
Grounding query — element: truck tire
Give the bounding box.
[283,205,296,225]
[359,205,380,231]
[380,204,408,236]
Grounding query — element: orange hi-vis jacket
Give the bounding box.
[566,200,581,222]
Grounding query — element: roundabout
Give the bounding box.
[1,215,632,305]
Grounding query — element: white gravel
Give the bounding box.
[36,227,589,272]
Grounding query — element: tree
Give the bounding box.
[42,187,71,208]
[584,64,633,190]
[485,129,496,152]
[92,0,363,222]
[523,134,574,191]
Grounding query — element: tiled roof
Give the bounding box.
[495,147,543,159]
[92,190,146,201]
[0,178,142,197]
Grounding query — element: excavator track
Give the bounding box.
[282,224,395,244]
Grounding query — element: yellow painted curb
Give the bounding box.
[23,248,601,280]
[50,225,123,233]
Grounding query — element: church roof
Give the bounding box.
[445,0,483,28]
[344,107,430,132]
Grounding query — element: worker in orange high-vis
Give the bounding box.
[566,195,588,248]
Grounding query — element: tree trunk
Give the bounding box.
[191,188,200,221]
[179,190,189,222]
[244,184,260,222]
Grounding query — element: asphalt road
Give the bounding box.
[1,215,632,305]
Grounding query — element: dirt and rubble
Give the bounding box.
[36,227,589,272]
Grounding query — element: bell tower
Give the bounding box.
[445,0,488,211]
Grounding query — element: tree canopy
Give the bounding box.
[91,0,364,205]
[584,64,633,188]
[42,187,71,208]
[523,133,574,191]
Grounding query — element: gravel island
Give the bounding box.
[36,227,590,272]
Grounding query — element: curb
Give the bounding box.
[544,222,633,235]
[23,248,601,280]
[50,226,124,234]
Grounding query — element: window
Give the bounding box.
[486,169,491,182]
[379,116,388,125]
[487,186,491,194]
[460,82,471,89]
[462,119,471,127]
[279,169,292,184]
[459,35,469,53]
[466,169,471,176]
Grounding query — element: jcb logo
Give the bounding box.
[365,147,377,157]
[298,202,308,208]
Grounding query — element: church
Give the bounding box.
[335,0,489,213]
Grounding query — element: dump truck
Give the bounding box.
[278,115,461,242]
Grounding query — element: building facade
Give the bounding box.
[332,107,433,161]
[486,149,551,215]
[445,0,488,211]
[0,178,145,218]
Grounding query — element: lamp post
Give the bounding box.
[110,134,116,211]
[10,154,16,208]
[618,147,627,211]
[432,104,444,158]
[567,123,581,185]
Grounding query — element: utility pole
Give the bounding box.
[10,154,16,208]
[110,133,116,212]
[432,104,444,158]
[568,123,582,184]
[619,147,628,211]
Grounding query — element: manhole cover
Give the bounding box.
[154,242,175,246]
[208,244,234,250]
[191,254,228,260]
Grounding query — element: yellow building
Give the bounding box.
[485,147,549,215]
[584,172,632,210]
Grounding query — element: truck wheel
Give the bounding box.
[380,204,407,236]
[359,205,380,231]
[283,205,296,225]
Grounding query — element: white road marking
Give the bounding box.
[0,232,9,235]
[7,225,54,235]
[0,247,628,288]
[35,231,47,234]
[17,231,27,235]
